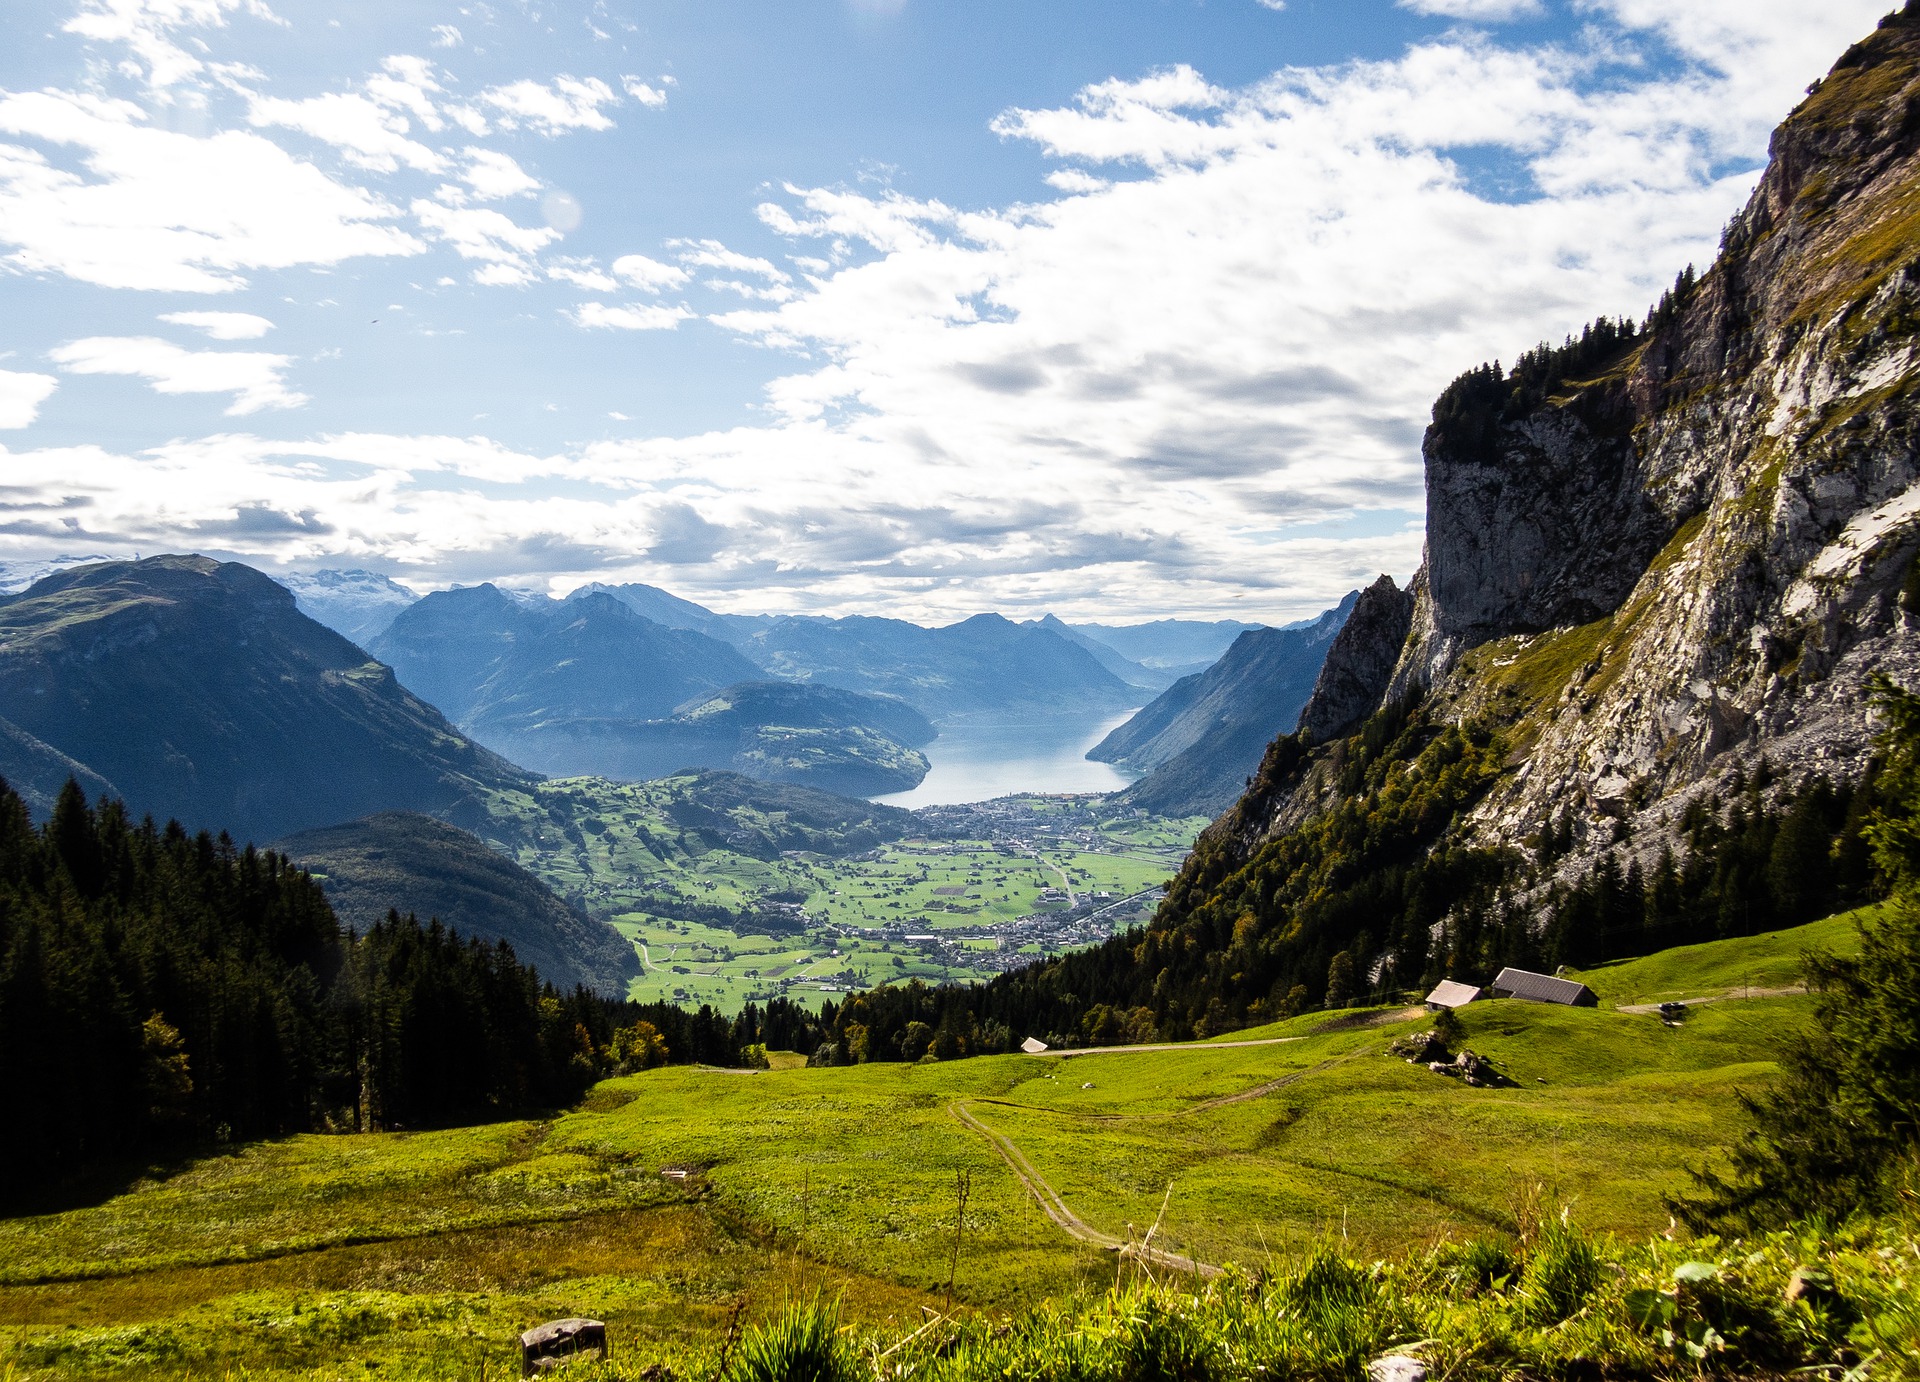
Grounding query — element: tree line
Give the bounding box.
[0,779,758,1204]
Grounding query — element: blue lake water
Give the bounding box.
[872,710,1143,807]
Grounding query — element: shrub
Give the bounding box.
[727,1297,854,1382]
[1519,1217,1605,1324]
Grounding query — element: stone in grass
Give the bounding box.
[1368,1355,1427,1382]
[521,1318,608,1376]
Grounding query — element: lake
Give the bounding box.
[873,710,1143,807]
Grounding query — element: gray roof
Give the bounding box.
[1492,967,1596,1005]
[1425,980,1482,1008]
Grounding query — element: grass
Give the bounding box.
[0,916,1832,1380]
[1569,908,1873,1006]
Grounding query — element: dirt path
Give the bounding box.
[1036,1035,1303,1058]
[1617,985,1804,1013]
[949,1052,1364,1275]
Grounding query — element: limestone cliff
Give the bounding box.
[1205,2,1920,897]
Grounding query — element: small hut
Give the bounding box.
[1020,1036,1049,1054]
[1489,967,1597,1006]
[1423,980,1482,1010]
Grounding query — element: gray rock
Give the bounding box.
[1298,575,1415,743]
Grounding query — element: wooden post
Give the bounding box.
[945,1169,972,1313]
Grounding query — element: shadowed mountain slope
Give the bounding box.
[275,811,640,996]
[1088,594,1357,816]
[0,556,530,841]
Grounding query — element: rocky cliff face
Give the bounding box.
[1297,575,1414,743]
[1219,3,1920,883]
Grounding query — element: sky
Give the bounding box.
[0,0,1894,623]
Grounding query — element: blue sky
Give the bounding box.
[0,0,1891,621]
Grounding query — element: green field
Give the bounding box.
[0,918,1827,1381]
[1568,909,1872,1006]
[476,776,1205,1008]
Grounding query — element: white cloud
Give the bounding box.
[1397,0,1544,19]
[160,309,273,338]
[410,198,559,284]
[478,76,619,135]
[0,89,421,291]
[672,238,790,280]
[0,369,58,428]
[568,302,695,331]
[1254,0,1286,9]
[64,0,282,91]
[244,89,444,172]
[462,147,541,200]
[546,257,618,291]
[611,252,690,291]
[51,335,306,414]
[621,76,670,109]
[430,24,462,48]
[6,0,1900,622]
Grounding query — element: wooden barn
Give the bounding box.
[1490,967,1598,1006]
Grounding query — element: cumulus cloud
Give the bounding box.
[461,147,540,200]
[410,198,559,284]
[159,310,273,339]
[0,89,421,291]
[1397,0,1544,19]
[477,76,620,135]
[50,335,306,414]
[8,0,1898,621]
[567,302,695,331]
[612,253,690,291]
[64,0,282,91]
[621,75,670,109]
[0,369,58,428]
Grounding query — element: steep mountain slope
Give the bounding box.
[905,8,1920,1044]
[278,569,418,646]
[276,812,639,995]
[0,557,530,841]
[0,714,118,819]
[736,611,1138,722]
[371,587,762,737]
[1086,594,1356,815]
[1029,614,1177,692]
[492,681,935,795]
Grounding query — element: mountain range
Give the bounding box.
[0,556,529,843]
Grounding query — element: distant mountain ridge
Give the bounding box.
[490,681,935,796]
[1089,593,1358,816]
[279,569,419,646]
[0,556,530,841]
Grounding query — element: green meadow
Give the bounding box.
[0,917,1831,1381]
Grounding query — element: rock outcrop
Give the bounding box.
[1297,575,1415,743]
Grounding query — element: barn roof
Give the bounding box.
[1425,980,1482,1008]
[1492,967,1597,1006]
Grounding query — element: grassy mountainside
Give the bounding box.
[0,556,528,841]
[275,811,641,995]
[0,938,1831,1379]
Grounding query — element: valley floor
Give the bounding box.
[0,917,1860,1380]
